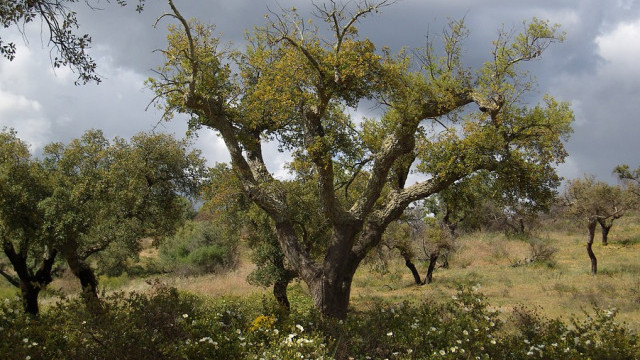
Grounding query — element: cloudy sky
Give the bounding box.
[1,0,639,183]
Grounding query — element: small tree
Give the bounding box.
[563,176,630,275]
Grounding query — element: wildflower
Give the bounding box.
[182,313,188,319]
[439,349,446,355]
[490,340,496,345]
[387,332,393,337]
[450,347,457,353]
[23,338,29,343]
[296,324,304,332]
[463,330,469,336]
[430,327,437,332]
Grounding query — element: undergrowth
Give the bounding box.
[1,283,637,360]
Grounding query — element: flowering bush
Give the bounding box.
[0,284,638,359]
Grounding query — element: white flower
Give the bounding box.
[463,330,469,336]
[22,338,29,343]
[387,332,393,337]
[491,340,496,345]
[450,346,457,353]
[295,324,304,332]
[430,327,437,332]
[182,314,188,319]
[439,349,446,355]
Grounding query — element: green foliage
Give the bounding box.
[150,1,573,318]
[159,220,237,275]
[1,285,638,359]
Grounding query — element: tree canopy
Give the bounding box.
[150,0,573,318]
[0,128,206,314]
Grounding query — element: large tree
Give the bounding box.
[40,130,205,308]
[150,0,573,318]
[0,0,145,84]
[0,129,57,316]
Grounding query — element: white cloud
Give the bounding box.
[0,89,51,151]
[595,17,640,75]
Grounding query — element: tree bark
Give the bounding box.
[587,219,597,275]
[404,257,423,285]
[64,251,101,312]
[425,252,439,284]
[273,279,291,310]
[597,219,612,246]
[20,280,41,316]
[2,241,57,316]
[309,271,355,320]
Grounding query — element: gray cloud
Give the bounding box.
[1,0,639,183]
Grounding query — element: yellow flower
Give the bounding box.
[250,314,276,332]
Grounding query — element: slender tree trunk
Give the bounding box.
[601,225,610,245]
[597,219,612,246]
[587,219,597,275]
[404,257,423,285]
[425,252,439,284]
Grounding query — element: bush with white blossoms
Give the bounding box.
[0,284,638,359]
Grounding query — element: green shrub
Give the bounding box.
[159,220,237,275]
[1,284,638,359]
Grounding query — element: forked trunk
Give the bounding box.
[2,244,57,316]
[587,219,597,275]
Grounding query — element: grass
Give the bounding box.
[350,220,640,330]
[1,214,639,332]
